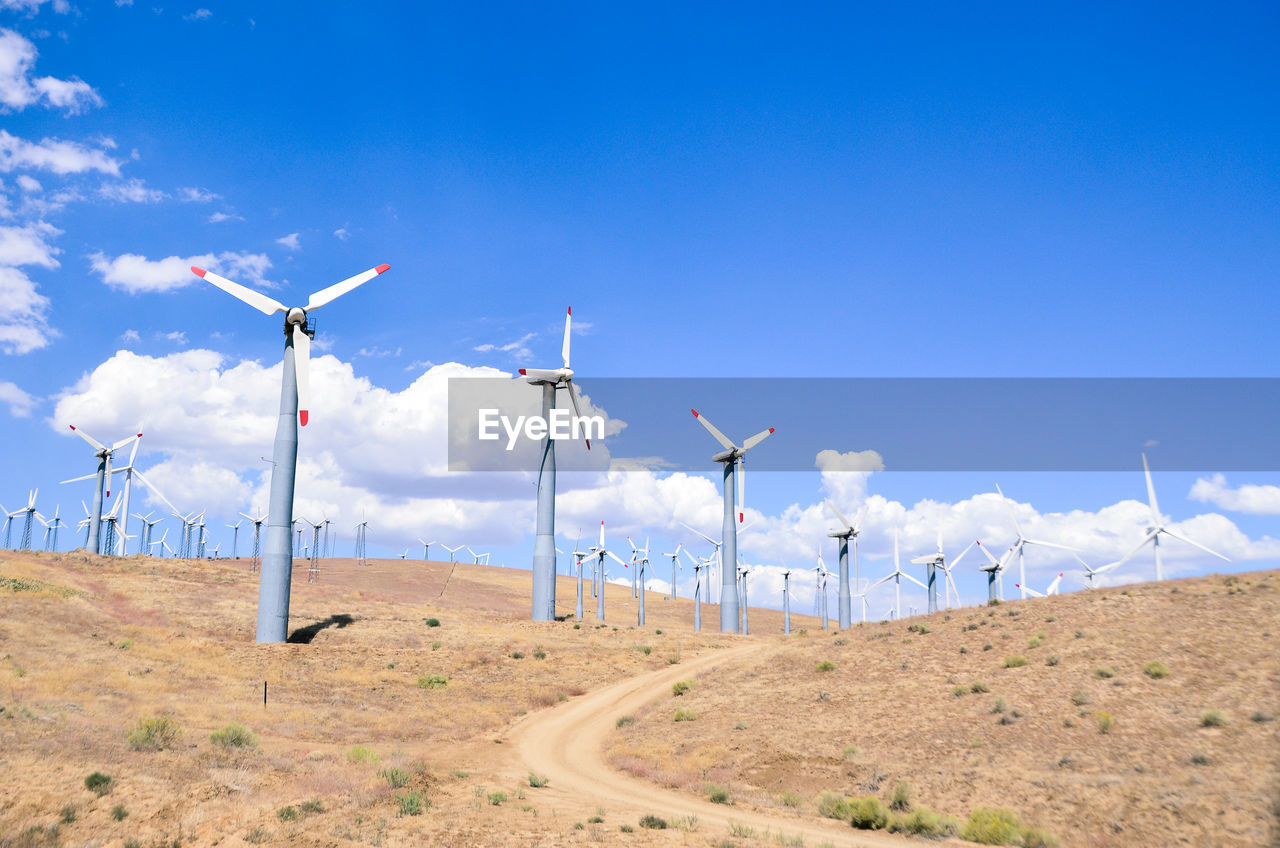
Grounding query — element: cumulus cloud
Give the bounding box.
[88,249,272,293]
[177,186,218,202]
[0,265,53,353]
[0,0,71,13]
[0,379,35,416]
[15,174,39,192]
[183,7,211,20]
[473,332,536,361]
[208,211,243,223]
[1190,474,1280,515]
[97,178,167,203]
[0,28,102,114]
[275,232,300,251]
[0,130,121,175]
[0,221,60,267]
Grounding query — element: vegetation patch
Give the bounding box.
[1200,709,1229,728]
[127,715,181,751]
[209,722,258,750]
[348,745,379,764]
[417,674,448,689]
[671,679,693,696]
[673,708,696,722]
[848,796,890,830]
[1002,654,1028,668]
[961,807,1021,844]
[380,767,411,788]
[1143,661,1169,679]
[84,772,113,796]
[528,772,549,788]
[396,790,426,816]
[638,814,668,829]
[706,783,730,804]
[815,660,836,672]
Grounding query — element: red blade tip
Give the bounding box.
[69,425,75,430]
[690,409,699,417]
[191,266,206,277]
[768,427,775,433]
[299,411,309,427]
[375,264,390,274]
[518,368,527,375]
[567,306,571,315]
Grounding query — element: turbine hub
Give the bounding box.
[286,306,307,326]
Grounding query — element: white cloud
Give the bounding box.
[333,227,349,241]
[208,211,243,223]
[0,129,122,175]
[0,0,70,12]
[0,28,102,114]
[0,221,60,267]
[98,178,168,203]
[115,0,134,6]
[161,330,187,344]
[1190,474,1280,516]
[88,249,273,294]
[355,346,401,358]
[182,8,211,21]
[0,379,35,416]
[0,265,53,353]
[15,174,39,192]
[275,232,300,251]
[121,328,140,342]
[177,186,218,203]
[473,332,536,362]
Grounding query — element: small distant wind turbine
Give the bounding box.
[62,426,141,554]
[418,538,435,560]
[190,260,389,642]
[520,306,592,623]
[825,500,866,630]
[442,544,464,563]
[629,537,652,626]
[1109,453,1230,581]
[14,489,38,551]
[995,484,1077,599]
[661,543,683,600]
[781,566,792,635]
[684,549,711,631]
[690,409,774,633]
[589,521,627,622]
[226,520,242,560]
[737,560,752,635]
[867,533,926,621]
[39,505,62,552]
[680,522,724,604]
[352,518,368,568]
[813,553,832,629]
[974,540,1011,602]
[910,532,974,613]
[1075,553,1121,589]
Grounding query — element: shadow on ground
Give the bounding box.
[288,613,356,644]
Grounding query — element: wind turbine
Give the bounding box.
[866,533,927,621]
[813,553,831,630]
[1075,553,1121,589]
[39,506,62,552]
[106,435,146,554]
[1016,573,1065,598]
[62,426,141,554]
[690,409,774,633]
[442,544,464,563]
[519,306,591,622]
[679,522,724,604]
[661,544,683,600]
[684,549,711,631]
[190,260,390,643]
[149,528,169,558]
[352,518,368,568]
[974,540,1011,602]
[589,521,627,622]
[910,533,974,613]
[242,510,268,571]
[825,500,866,630]
[227,520,242,559]
[995,484,1077,599]
[1,505,14,548]
[14,489,38,551]
[418,538,435,560]
[133,513,163,555]
[737,560,752,635]
[781,566,792,635]
[1109,453,1230,581]
[630,537,652,626]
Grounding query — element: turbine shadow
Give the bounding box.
[287,613,356,644]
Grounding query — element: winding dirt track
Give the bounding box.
[504,641,912,847]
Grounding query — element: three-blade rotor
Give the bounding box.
[519,307,592,449]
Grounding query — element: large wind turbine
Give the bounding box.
[866,533,926,620]
[825,500,865,630]
[1111,453,1230,581]
[518,306,590,622]
[995,484,1077,599]
[62,426,141,554]
[689,409,774,633]
[910,533,974,613]
[190,261,389,643]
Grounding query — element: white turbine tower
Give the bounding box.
[690,409,774,633]
[910,533,974,612]
[684,549,712,631]
[867,533,926,621]
[661,544,683,600]
[1110,453,1230,581]
[589,521,627,622]
[825,500,866,630]
[190,261,389,643]
[62,426,141,555]
[679,522,724,604]
[519,306,591,622]
[781,566,792,635]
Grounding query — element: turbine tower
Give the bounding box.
[518,306,590,622]
[661,544,682,600]
[685,549,710,631]
[190,261,389,643]
[589,521,627,622]
[62,426,141,554]
[1110,453,1230,580]
[16,489,38,551]
[910,533,974,613]
[825,500,865,630]
[781,566,792,635]
[689,409,774,633]
[866,533,926,620]
[813,553,831,629]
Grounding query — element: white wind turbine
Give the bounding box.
[813,552,832,629]
[683,548,712,631]
[39,505,62,552]
[14,489,38,551]
[995,484,1077,599]
[190,260,389,643]
[910,532,974,612]
[826,500,866,629]
[442,544,464,563]
[1017,572,1065,598]
[588,521,627,622]
[679,522,724,604]
[690,408,774,632]
[1075,553,1121,589]
[661,543,683,600]
[781,566,793,635]
[62,426,141,555]
[866,533,927,621]
[1110,453,1230,581]
[629,536,652,626]
[418,539,435,560]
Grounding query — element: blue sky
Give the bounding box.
[2,1,1278,616]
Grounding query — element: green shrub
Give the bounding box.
[615,715,635,729]
[815,659,836,672]
[210,723,258,749]
[1021,826,1061,848]
[277,806,299,822]
[1026,637,1040,649]
[1142,661,1169,679]
[889,781,912,812]
[619,824,634,832]
[533,650,547,659]
[674,708,696,722]
[706,784,730,804]
[848,796,890,830]
[1093,666,1115,679]
[1251,711,1276,723]
[671,679,692,696]
[815,791,851,820]
[380,767,411,788]
[84,772,113,796]
[841,744,859,758]
[510,651,524,659]
[1200,709,1228,727]
[983,643,993,651]
[111,804,129,821]
[1045,655,1060,666]
[778,790,803,807]
[301,799,324,814]
[970,681,990,694]
[636,644,652,655]
[528,772,549,788]
[638,814,668,829]
[893,806,958,838]
[396,790,426,816]
[59,804,76,824]
[424,618,441,627]
[953,685,969,697]
[1003,655,1028,668]
[1070,690,1090,706]
[417,674,448,690]
[962,807,1021,844]
[348,746,379,763]
[488,791,507,806]
[127,716,181,751]
[1097,712,1114,734]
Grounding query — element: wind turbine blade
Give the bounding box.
[566,381,590,449]
[950,541,976,569]
[68,425,106,452]
[292,323,311,427]
[975,540,1002,568]
[1017,584,1045,598]
[825,499,852,529]
[1023,538,1080,552]
[741,427,775,452]
[902,573,928,590]
[737,457,745,523]
[61,473,98,484]
[131,470,180,517]
[1160,527,1231,562]
[304,264,390,312]
[191,267,287,315]
[690,409,735,451]
[995,483,1024,536]
[909,555,935,564]
[112,432,142,451]
[561,306,572,369]
[678,521,718,547]
[1047,573,1064,594]
[606,550,627,566]
[103,452,113,498]
[1142,453,1161,522]
[1114,530,1157,567]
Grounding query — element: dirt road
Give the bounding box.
[503,640,913,846]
